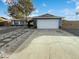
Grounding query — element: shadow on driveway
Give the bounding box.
[63,29,79,36]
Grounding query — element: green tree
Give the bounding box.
[7,0,34,19]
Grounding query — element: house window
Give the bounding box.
[14,21,19,25]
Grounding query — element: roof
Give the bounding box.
[11,18,26,21]
[33,13,63,19]
[11,17,32,21]
[0,17,7,22]
[0,17,11,22]
[62,20,79,22]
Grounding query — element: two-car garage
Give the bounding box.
[33,14,62,29]
[37,19,60,29]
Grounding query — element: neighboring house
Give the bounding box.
[31,13,63,29]
[0,17,11,26]
[62,20,79,29]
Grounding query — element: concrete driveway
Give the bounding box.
[8,30,79,59]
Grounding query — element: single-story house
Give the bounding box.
[10,14,79,29]
[11,14,63,29]
[0,17,11,26]
[31,13,63,29]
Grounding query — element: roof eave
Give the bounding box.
[33,17,63,19]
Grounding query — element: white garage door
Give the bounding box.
[37,19,59,29]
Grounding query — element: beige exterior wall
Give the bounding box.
[62,20,79,29]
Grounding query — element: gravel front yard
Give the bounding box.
[0,28,33,59]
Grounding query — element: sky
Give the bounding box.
[0,0,79,20]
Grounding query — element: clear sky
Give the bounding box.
[0,0,79,20]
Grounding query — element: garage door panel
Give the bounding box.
[37,19,59,29]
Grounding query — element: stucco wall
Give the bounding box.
[62,20,79,29]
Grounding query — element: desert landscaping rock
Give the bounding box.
[0,43,4,46]
[0,28,33,59]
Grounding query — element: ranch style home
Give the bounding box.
[11,13,63,29]
[32,14,63,29]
